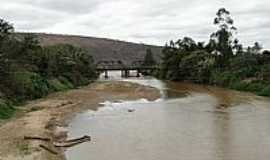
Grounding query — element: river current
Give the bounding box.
[65,71,270,160]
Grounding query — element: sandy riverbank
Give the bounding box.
[0,81,160,160]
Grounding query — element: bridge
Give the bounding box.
[96,60,157,78]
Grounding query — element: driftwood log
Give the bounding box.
[24,136,51,142]
[54,135,91,148]
[39,144,58,155]
[25,135,91,150]
[65,135,91,143]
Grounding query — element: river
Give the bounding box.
[65,71,270,160]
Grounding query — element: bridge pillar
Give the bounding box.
[104,70,109,79]
[136,70,140,77]
[123,70,130,78]
[121,70,125,78]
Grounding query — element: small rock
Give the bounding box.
[216,103,228,109]
[128,109,135,112]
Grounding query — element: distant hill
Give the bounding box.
[17,33,163,65]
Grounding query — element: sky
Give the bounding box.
[1,0,270,49]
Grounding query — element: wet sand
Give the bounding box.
[0,81,160,160]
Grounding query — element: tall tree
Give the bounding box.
[211,8,237,62]
[0,19,14,79]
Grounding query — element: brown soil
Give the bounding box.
[0,81,160,160]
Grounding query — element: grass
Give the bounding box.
[229,80,270,97]
[48,78,73,91]
[17,141,31,155]
[0,100,15,119]
[258,85,270,97]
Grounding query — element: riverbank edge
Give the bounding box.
[0,81,161,160]
[155,76,270,98]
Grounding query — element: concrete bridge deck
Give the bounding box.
[96,60,157,78]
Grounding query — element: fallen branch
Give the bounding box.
[54,135,91,148]
[64,135,91,143]
[24,136,51,142]
[39,144,58,155]
[25,135,91,149]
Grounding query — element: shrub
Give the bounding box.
[48,79,72,91]
[0,100,15,119]
[58,77,74,89]
[211,71,240,86]
[7,72,49,101]
[258,85,270,97]
[246,82,265,93]
[230,81,249,91]
[230,81,266,93]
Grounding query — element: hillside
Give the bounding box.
[18,33,163,65]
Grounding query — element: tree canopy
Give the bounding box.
[0,18,97,118]
[156,8,270,97]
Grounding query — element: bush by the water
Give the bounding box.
[5,72,49,101]
[48,78,73,91]
[0,100,15,119]
[258,85,270,97]
[156,8,270,96]
[0,18,97,119]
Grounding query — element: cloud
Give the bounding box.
[0,0,270,48]
[31,0,102,14]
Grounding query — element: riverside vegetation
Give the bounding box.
[155,8,270,97]
[1,8,270,120]
[0,19,97,119]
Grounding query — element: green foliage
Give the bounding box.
[58,76,75,89]
[143,48,156,66]
[246,82,266,93]
[0,18,97,119]
[258,85,270,97]
[48,78,73,91]
[229,81,265,93]
[211,8,236,62]
[156,8,270,97]
[230,81,249,91]
[6,72,49,101]
[259,64,270,81]
[210,71,239,86]
[0,18,14,41]
[40,44,97,85]
[0,100,15,119]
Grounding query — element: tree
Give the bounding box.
[262,50,270,55]
[233,39,243,55]
[251,42,262,54]
[179,50,215,82]
[175,37,197,51]
[0,19,14,80]
[211,8,237,62]
[0,19,14,42]
[143,48,156,66]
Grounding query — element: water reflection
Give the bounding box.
[66,71,270,160]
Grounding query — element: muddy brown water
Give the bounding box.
[65,71,270,160]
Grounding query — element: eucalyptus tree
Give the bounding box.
[211,8,237,65]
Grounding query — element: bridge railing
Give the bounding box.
[95,60,158,70]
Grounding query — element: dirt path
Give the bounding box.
[0,81,160,160]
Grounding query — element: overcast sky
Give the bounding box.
[1,0,270,48]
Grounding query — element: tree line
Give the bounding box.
[0,19,97,119]
[155,8,270,96]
